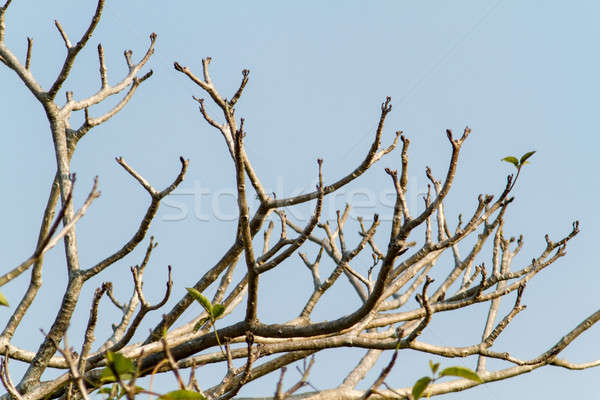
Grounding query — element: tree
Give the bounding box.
[0,2,598,399]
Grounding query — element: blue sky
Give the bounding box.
[1,1,598,398]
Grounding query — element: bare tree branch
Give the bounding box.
[0,178,100,287]
[82,157,187,280]
[0,7,595,397]
[48,0,105,99]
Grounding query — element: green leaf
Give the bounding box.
[100,368,134,383]
[428,360,440,375]
[412,376,432,399]
[186,287,212,314]
[193,317,211,332]
[159,390,207,400]
[100,368,117,383]
[439,366,482,383]
[501,156,519,168]
[212,304,226,319]
[520,150,536,164]
[111,352,135,375]
[0,291,8,307]
[101,351,136,382]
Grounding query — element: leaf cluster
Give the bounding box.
[97,351,206,400]
[411,361,482,399]
[186,287,226,332]
[501,150,536,169]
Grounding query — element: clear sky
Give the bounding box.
[1,1,598,399]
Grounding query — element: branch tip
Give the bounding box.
[140,69,153,82]
[462,125,472,140]
[54,19,71,48]
[25,37,33,70]
[124,49,133,68]
[381,96,392,113]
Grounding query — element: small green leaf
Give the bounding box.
[159,390,207,400]
[111,352,135,374]
[186,287,212,314]
[501,156,519,168]
[212,304,226,319]
[412,376,432,399]
[101,351,136,382]
[193,317,211,332]
[0,291,9,307]
[101,370,134,383]
[519,150,536,164]
[428,360,440,375]
[439,366,482,383]
[100,368,117,383]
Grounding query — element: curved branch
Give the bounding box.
[81,157,187,280]
[271,103,400,209]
